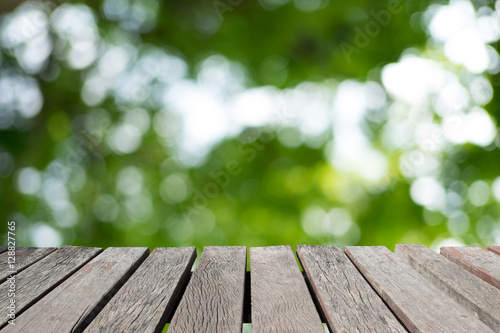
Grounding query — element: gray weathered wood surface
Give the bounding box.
[0,247,7,254]
[0,247,56,283]
[2,245,499,331]
[84,247,196,333]
[297,245,406,333]
[2,247,148,333]
[168,246,247,333]
[441,246,500,290]
[345,246,494,333]
[0,246,102,328]
[251,246,324,333]
[487,246,500,256]
[396,244,500,331]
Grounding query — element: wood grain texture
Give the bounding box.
[0,247,7,254]
[396,244,500,331]
[84,247,196,333]
[168,246,246,333]
[2,247,148,333]
[345,246,494,333]
[487,246,500,256]
[441,246,500,290]
[250,246,324,333]
[0,246,102,328]
[0,247,56,283]
[297,245,406,333]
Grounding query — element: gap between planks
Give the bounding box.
[301,271,329,325]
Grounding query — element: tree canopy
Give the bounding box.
[1,0,499,251]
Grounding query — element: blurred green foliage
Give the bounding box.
[1,0,499,250]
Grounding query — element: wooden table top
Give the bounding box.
[0,245,499,333]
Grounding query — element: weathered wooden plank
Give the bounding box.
[0,246,7,254]
[2,247,148,333]
[396,244,500,331]
[0,247,56,283]
[441,246,500,290]
[345,246,494,333]
[84,247,196,333]
[250,246,324,333]
[297,245,406,333]
[488,246,500,256]
[0,246,102,328]
[168,246,246,333]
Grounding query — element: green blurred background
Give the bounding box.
[1,0,499,251]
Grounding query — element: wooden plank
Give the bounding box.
[0,246,7,254]
[250,246,324,333]
[396,244,500,332]
[0,247,56,283]
[0,246,102,328]
[297,245,406,333]
[168,246,246,333]
[84,247,196,333]
[345,246,494,333]
[488,246,500,256]
[2,247,148,333]
[441,246,500,290]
